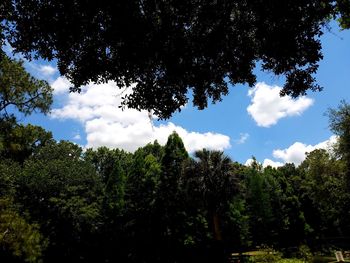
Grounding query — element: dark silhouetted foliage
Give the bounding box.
[2,1,349,118]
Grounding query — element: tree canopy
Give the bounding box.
[0,52,53,119]
[1,0,349,118]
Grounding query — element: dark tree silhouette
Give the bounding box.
[1,1,349,118]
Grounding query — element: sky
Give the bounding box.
[8,23,350,167]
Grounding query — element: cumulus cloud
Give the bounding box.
[262,159,284,168]
[245,158,255,166]
[247,82,314,127]
[235,133,249,144]
[38,65,57,76]
[51,80,231,152]
[272,135,338,165]
[51,76,71,95]
[245,136,337,167]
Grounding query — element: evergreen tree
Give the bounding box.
[156,132,189,261]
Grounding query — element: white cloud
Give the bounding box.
[26,62,58,79]
[73,133,81,140]
[272,135,338,165]
[247,82,314,127]
[245,158,254,166]
[38,65,57,76]
[51,80,231,153]
[235,133,249,144]
[51,76,71,95]
[85,119,230,152]
[262,159,284,168]
[244,158,283,168]
[245,136,338,167]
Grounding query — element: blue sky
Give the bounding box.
[10,23,350,166]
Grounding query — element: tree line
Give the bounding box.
[1,107,350,262]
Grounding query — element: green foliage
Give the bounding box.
[276,259,304,263]
[123,154,161,261]
[159,132,188,209]
[336,0,350,29]
[0,53,53,119]
[15,141,104,262]
[0,159,19,197]
[0,198,46,263]
[326,101,350,235]
[185,149,238,242]
[103,161,126,215]
[246,167,275,245]
[162,132,189,167]
[299,149,347,237]
[296,244,313,262]
[249,247,282,263]
[127,151,161,214]
[0,53,53,163]
[0,118,53,163]
[154,132,189,257]
[225,197,251,248]
[84,146,132,182]
[327,101,350,159]
[84,146,130,218]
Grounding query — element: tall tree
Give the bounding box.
[125,145,163,262]
[275,164,309,247]
[327,101,350,184]
[185,149,238,242]
[156,132,189,260]
[326,101,350,235]
[299,149,348,237]
[3,1,350,118]
[245,164,275,246]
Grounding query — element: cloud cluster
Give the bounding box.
[272,135,337,165]
[51,80,231,152]
[245,136,337,168]
[247,82,314,127]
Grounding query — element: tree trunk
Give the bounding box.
[213,212,222,241]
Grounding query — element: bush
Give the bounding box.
[249,246,282,263]
[297,245,313,262]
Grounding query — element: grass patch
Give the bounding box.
[277,259,304,263]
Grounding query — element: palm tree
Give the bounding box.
[185,149,238,241]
